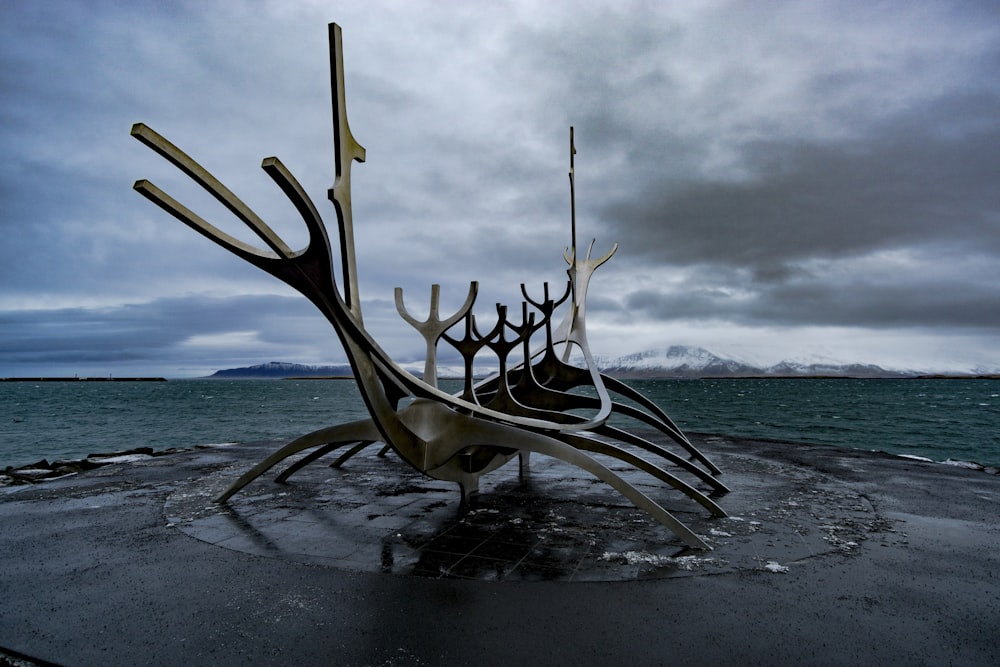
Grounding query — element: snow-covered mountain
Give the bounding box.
[595,345,915,378]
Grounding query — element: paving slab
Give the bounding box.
[1,434,998,665]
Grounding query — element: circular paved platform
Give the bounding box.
[4,434,998,666]
[165,435,894,581]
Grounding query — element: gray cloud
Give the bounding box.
[624,256,1000,330]
[0,295,332,374]
[606,95,1000,270]
[2,1,999,376]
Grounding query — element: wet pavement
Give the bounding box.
[163,436,890,582]
[2,434,999,665]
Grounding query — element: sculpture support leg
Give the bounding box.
[216,418,380,503]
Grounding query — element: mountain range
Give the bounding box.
[206,361,353,379]
[204,346,997,379]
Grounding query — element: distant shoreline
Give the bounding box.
[0,377,167,382]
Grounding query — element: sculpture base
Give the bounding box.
[165,433,890,581]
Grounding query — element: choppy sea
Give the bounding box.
[1,378,998,469]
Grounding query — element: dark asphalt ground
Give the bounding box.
[1,435,998,666]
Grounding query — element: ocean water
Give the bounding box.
[628,378,1000,467]
[1,378,997,469]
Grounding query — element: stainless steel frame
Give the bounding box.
[132,23,727,549]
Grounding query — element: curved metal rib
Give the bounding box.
[592,424,729,495]
[420,411,712,550]
[131,123,293,258]
[600,375,722,475]
[559,432,727,518]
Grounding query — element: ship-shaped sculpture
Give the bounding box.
[132,23,728,549]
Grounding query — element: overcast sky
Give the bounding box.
[2,0,999,377]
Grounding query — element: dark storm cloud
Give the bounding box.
[625,264,1000,330]
[503,3,1000,266]
[605,94,1000,269]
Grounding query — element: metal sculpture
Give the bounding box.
[132,23,728,549]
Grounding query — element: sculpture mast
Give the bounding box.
[327,23,367,322]
[569,126,577,263]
